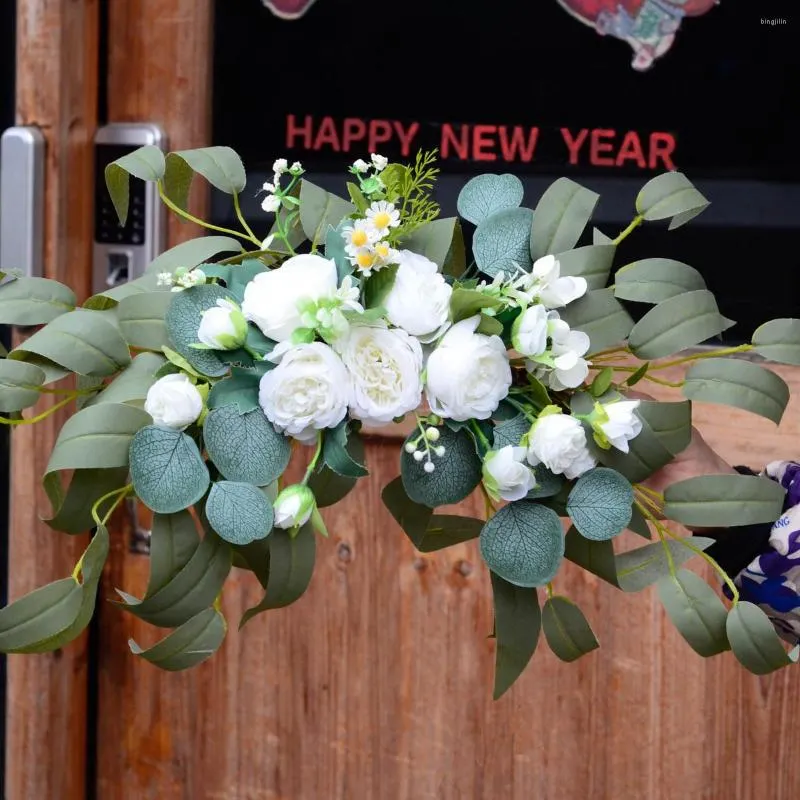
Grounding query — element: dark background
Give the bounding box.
[212,1,800,341]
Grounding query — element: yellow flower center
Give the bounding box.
[375,243,390,258]
[351,229,368,247]
[372,211,391,229]
[356,251,376,269]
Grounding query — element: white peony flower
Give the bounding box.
[338,324,423,426]
[261,193,282,214]
[241,254,338,342]
[144,374,203,431]
[273,484,316,529]
[483,445,537,502]
[197,299,248,351]
[384,250,452,343]
[258,342,350,443]
[511,303,549,357]
[526,410,597,479]
[531,255,588,309]
[365,200,400,237]
[425,316,512,421]
[598,400,642,453]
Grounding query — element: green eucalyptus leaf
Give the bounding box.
[400,217,459,269]
[479,501,564,588]
[299,180,354,241]
[450,288,504,322]
[492,414,530,449]
[165,147,246,194]
[664,474,786,528]
[683,358,789,425]
[457,174,524,226]
[129,426,210,514]
[117,291,172,351]
[401,426,481,507]
[530,178,599,260]
[363,264,398,309]
[752,318,800,365]
[473,207,533,278]
[528,465,565,500]
[476,314,503,336]
[556,244,616,290]
[116,529,231,628]
[657,569,730,657]
[105,145,165,225]
[628,290,734,361]
[226,259,269,302]
[442,218,466,279]
[564,527,619,587]
[204,405,290,486]
[205,481,274,546]
[88,352,164,407]
[638,400,692,455]
[129,606,227,671]
[42,467,129,534]
[542,595,599,663]
[146,511,200,597]
[636,172,710,229]
[726,602,800,675]
[491,572,541,700]
[560,288,634,355]
[323,421,368,478]
[324,221,353,282]
[615,536,715,593]
[162,152,194,212]
[627,503,652,539]
[626,362,650,387]
[0,277,76,325]
[614,258,706,304]
[240,524,316,628]
[146,236,243,275]
[597,423,674,483]
[567,468,633,541]
[0,359,45,412]
[590,367,614,397]
[207,367,261,414]
[9,308,131,377]
[83,270,170,311]
[308,433,365,507]
[164,284,231,377]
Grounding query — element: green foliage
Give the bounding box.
[449,287,504,322]
[129,607,227,671]
[298,180,355,241]
[206,481,275,545]
[207,367,261,414]
[204,405,290,486]
[590,367,614,397]
[83,270,170,311]
[555,244,616,291]
[567,468,633,541]
[614,258,706,304]
[322,421,368,478]
[401,426,481,507]
[656,569,730,657]
[165,147,247,197]
[615,537,715,593]
[324,220,353,282]
[309,433,365,508]
[473,207,533,278]
[751,318,800,365]
[42,468,129,534]
[491,573,541,700]
[726,602,800,675]
[480,501,564,588]
[118,291,172,351]
[541,595,599,662]
[530,177,599,260]
[560,288,634,355]
[146,512,200,596]
[363,264,398,309]
[400,217,459,270]
[394,149,440,237]
[105,145,165,225]
[0,277,76,326]
[88,352,164,407]
[663,474,786,528]
[636,172,710,229]
[146,236,243,275]
[456,173,524,226]
[0,359,46,412]
[491,414,530,449]
[129,426,210,514]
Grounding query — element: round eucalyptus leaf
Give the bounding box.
[457,174,524,226]
[567,468,634,541]
[0,358,46,412]
[205,481,274,546]
[479,501,564,588]
[752,318,800,366]
[401,426,482,508]
[473,207,533,278]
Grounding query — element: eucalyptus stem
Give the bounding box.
[218,248,279,265]
[232,191,260,244]
[589,345,631,361]
[504,396,538,422]
[157,182,258,244]
[480,482,497,520]
[0,395,76,426]
[635,483,664,504]
[668,531,740,605]
[302,432,324,484]
[636,500,677,576]
[546,582,554,599]
[90,485,133,528]
[469,419,491,451]
[612,215,643,246]
[642,374,685,389]
[650,345,753,372]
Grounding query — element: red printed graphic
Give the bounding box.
[262,0,318,19]
[558,0,719,70]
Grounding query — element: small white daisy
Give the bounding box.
[335,276,364,313]
[350,246,379,276]
[342,220,379,253]
[373,240,398,267]
[365,201,400,237]
[371,153,388,172]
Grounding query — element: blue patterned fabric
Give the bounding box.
[726,461,800,645]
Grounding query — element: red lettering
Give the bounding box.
[393,121,420,157]
[473,125,497,161]
[286,114,313,149]
[367,120,393,153]
[313,116,340,151]
[560,128,589,165]
[441,123,469,159]
[342,118,367,151]
[498,126,539,162]
[649,132,676,170]
[590,129,616,167]
[615,131,646,168]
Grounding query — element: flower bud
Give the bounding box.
[273,484,316,530]
[197,299,248,351]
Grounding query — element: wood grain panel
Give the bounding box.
[5,2,99,798]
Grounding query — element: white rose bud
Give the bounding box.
[511,303,549,357]
[197,299,248,350]
[526,410,597,479]
[482,446,537,502]
[144,374,204,431]
[338,324,423,426]
[597,400,642,453]
[384,250,452,343]
[258,342,349,443]
[242,254,338,342]
[425,316,512,422]
[273,484,316,530]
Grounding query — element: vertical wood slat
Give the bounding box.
[6,2,99,798]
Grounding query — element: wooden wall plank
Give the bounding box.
[6,2,99,798]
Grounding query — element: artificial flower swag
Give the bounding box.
[1,147,798,696]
